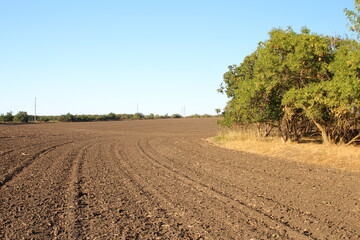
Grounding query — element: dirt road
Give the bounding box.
[1,119,359,239]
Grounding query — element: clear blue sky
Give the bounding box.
[0,0,355,116]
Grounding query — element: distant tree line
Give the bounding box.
[0,111,217,123]
[218,2,360,145]
[0,111,30,123]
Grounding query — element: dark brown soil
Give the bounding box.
[0,119,359,239]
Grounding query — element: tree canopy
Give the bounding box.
[219,27,360,144]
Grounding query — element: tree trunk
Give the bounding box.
[313,120,331,145]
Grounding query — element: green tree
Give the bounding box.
[2,112,14,122]
[145,113,155,119]
[133,112,144,120]
[40,116,50,122]
[59,113,75,122]
[107,112,119,120]
[14,111,29,123]
[283,39,360,144]
[219,27,333,141]
[171,113,182,118]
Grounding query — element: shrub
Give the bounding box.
[14,111,29,123]
[146,113,155,119]
[171,113,182,118]
[40,116,50,122]
[133,112,145,120]
[2,112,14,122]
[107,112,119,120]
[59,113,75,122]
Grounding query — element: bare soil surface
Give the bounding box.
[0,118,359,239]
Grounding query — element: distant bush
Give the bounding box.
[188,114,200,118]
[186,114,214,118]
[0,111,213,124]
[171,113,182,118]
[133,113,145,120]
[145,113,155,119]
[59,113,75,122]
[106,112,119,120]
[39,116,50,122]
[1,112,14,122]
[119,114,134,119]
[76,115,96,122]
[14,111,29,123]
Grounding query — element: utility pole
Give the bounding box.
[181,106,186,117]
[34,97,37,122]
[137,103,139,113]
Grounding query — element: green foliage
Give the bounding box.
[345,0,360,39]
[171,113,182,118]
[220,28,332,126]
[59,113,76,122]
[1,112,14,122]
[283,39,360,144]
[188,114,200,118]
[220,27,360,144]
[133,112,145,120]
[39,116,50,122]
[0,111,212,124]
[14,111,29,123]
[145,113,155,119]
[57,112,122,122]
[185,114,213,118]
[106,112,119,120]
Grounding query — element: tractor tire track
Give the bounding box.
[143,137,360,239]
[0,141,74,188]
[112,141,213,239]
[1,119,359,239]
[135,137,308,239]
[62,142,93,239]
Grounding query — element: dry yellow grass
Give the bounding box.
[209,130,360,172]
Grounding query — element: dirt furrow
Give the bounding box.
[0,141,73,188]
[0,138,65,158]
[1,119,359,239]
[145,136,360,239]
[73,138,197,239]
[146,137,360,239]
[62,142,93,239]
[0,142,83,239]
[113,141,213,239]
[135,137,308,239]
[144,137,355,238]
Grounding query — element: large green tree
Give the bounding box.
[14,111,29,123]
[219,27,334,141]
[283,39,360,144]
[219,26,359,144]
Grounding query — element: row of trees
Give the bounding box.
[218,2,359,145]
[1,112,217,123]
[56,112,184,122]
[0,112,30,123]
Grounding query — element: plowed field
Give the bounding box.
[1,118,359,239]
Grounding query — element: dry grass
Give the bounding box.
[209,128,360,173]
